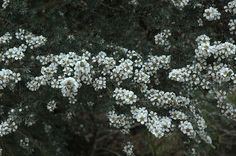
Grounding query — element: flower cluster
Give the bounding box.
[203,7,221,21]
[0,29,46,62]
[29,47,171,105]
[0,112,18,137]
[107,111,133,134]
[0,32,12,44]
[145,89,190,108]
[229,19,236,35]
[170,0,190,10]
[92,77,106,91]
[113,88,138,106]
[2,0,10,9]
[47,100,57,112]
[15,29,47,49]
[1,44,27,61]
[110,59,133,85]
[1,0,236,155]
[0,69,21,89]
[19,137,30,149]
[154,29,171,50]
[179,121,196,138]
[169,35,236,120]
[224,0,236,15]
[214,90,236,120]
[123,142,134,156]
[146,111,172,138]
[131,106,148,125]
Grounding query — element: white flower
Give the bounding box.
[0,32,12,44]
[60,77,79,98]
[203,7,221,21]
[2,0,10,9]
[107,111,133,134]
[170,0,190,10]
[154,29,171,50]
[123,142,134,156]
[228,19,236,35]
[0,114,18,137]
[47,100,57,112]
[224,0,236,15]
[2,44,27,61]
[0,69,21,89]
[113,88,137,105]
[131,107,148,124]
[92,77,106,91]
[179,121,196,138]
[110,59,133,85]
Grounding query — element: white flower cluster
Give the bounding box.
[92,51,116,76]
[30,47,211,144]
[0,32,12,44]
[47,100,57,112]
[143,55,171,76]
[131,107,148,124]
[0,69,21,89]
[170,0,190,10]
[215,90,236,120]
[197,18,203,26]
[203,7,221,21]
[110,59,133,85]
[60,77,79,103]
[2,0,10,9]
[228,19,236,35]
[145,89,190,108]
[169,110,187,120]
[224,0,236,15]
[146,111,172,138]
[179,121,196,138]
[169,35,236,88]
[27,75,47,91]
[113,88,138,105]
[1,44,27,61]
[107,111,133,134]
[0,114,17,137]
[169,35,236,120]
[133,69,150,84]
[19,137,30,149]
[129,0,138,6]
[92,77,106,91]
[74,58,92,84]
[31,47,171,105]
[123,142,134,156]
[15,29,47,49]
[154,29,171,50]
[0,29,46,62]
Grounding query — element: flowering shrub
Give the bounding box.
[0,0,236,156]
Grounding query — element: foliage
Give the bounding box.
[0,0,236,156]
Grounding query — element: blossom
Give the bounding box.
[203,7,221,21]
[113,88,137,105]
[60,77,79,98]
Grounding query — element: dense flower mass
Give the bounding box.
[1,0,236,155]
[169,35,236,120]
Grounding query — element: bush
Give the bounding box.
[0,0,236,156]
